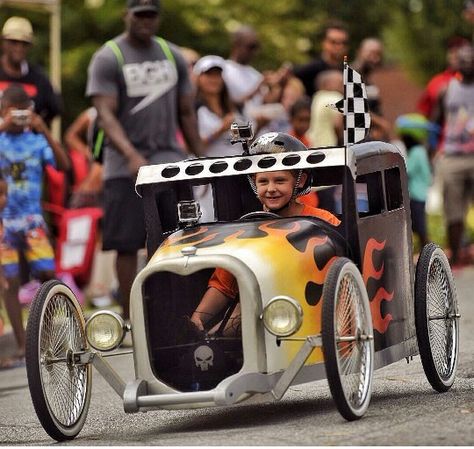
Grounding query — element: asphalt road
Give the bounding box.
[0,267,473,446]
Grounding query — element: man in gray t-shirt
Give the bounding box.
[436,44,474,267]
[86,0,203,321]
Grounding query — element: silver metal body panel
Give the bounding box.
[135,148,350,193]
[90,336,417,412]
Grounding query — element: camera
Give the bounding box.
[11,109,32,127]
[177,200,202,227]
[230,122,254,141]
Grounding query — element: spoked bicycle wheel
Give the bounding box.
[322,258,374,421]
[26,280,92,441]
[415,243,459,392]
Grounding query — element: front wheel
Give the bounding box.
[26,280,92,441]
[322,258,374,421]
[415,243,459,392]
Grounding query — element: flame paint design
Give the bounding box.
[156,219,341,310]
[153,218,346,364]
[362,238,385,284]
[362,238,395,334]
[159,226,216,249]
[371,287,394,334]
[259,221,337,307]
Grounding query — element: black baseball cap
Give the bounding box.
[127,0,160,13]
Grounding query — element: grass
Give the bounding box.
[424,207,474,253]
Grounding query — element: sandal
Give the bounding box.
[0,356,26,371]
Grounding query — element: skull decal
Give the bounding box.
[194,345,214,371]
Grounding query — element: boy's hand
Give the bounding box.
[190,313,205,332]
[0,110,16,130]
[0,275,9,291]
[30,112,48,134]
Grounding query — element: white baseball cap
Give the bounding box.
[193,55,225,75]
[2,17,34,43]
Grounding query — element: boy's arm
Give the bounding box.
[0,264,8,290]
[190,268,238,330]
[30,113,70,171]
[64,109,93,158]
[0,224,7,290]
[190,287,230,331]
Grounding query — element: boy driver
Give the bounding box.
[189,132,340,337]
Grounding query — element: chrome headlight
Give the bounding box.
[261,296,303,337]
[85,311,126,351]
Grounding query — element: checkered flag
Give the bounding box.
[333,61,371,147]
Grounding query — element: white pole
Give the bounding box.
[49,0,61,139]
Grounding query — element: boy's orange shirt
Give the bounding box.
[288,130,310,148]
[208,205,340,299]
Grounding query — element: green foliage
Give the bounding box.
[384,0,472,84]
[60,0,124,125]
[0,0,470,131]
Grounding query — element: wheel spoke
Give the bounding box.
[415,246,459,392]
[322,259,374,420]
[335,272,372,409]
[425,256,458,381]
[39,291,88,427]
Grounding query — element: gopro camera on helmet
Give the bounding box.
[230,122,254,141]
[230,122,254,154]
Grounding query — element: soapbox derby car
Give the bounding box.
[25,139,459,441]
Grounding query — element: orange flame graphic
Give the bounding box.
[370,287,394,333]
[160,226,217,250]
[158,219,336,314]
[155,218,341,364]
[362,238,395,334]
[362,238,385,284]
[259,221,335,288]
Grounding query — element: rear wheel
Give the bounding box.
[415,243,459,392]
[26,280,92,441]
[322,258,374,421]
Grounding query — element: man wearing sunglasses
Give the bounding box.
[0,16,61,130]
[293,20,349,98]
[223,25,291,132]
[86,0,203,326]
[223,25,264,108]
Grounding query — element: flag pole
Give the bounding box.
[342,56,351,254]
[337,57,370,264]
[343,56,348,168]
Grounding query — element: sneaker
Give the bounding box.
[18,280,41,306]
[0,356,25,371]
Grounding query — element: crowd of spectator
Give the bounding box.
[0,0,474,367]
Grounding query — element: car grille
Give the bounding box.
[142,269,243,392]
